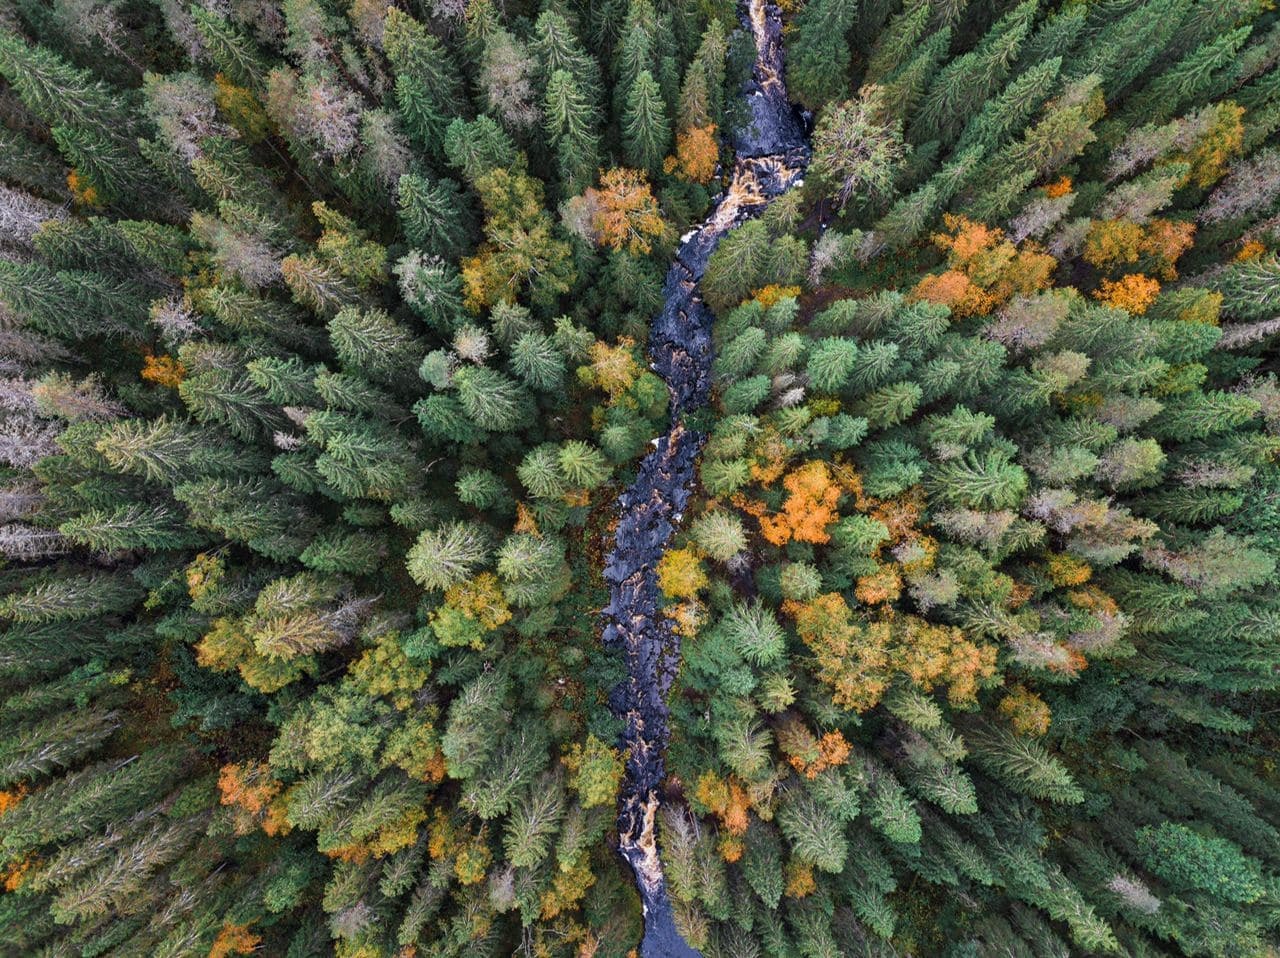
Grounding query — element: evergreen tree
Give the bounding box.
[911,0,1038,146]
[383,8,468,154]
[544,70,601,196]
[787,0,859,111]
[397,174,474,261]
[614,0,658,123]
[622,70,671,174]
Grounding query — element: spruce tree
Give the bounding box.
[622,70,671,174]
[787,0,859,111]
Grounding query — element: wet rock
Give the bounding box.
[730,0,809,158]
[601,2,810,954]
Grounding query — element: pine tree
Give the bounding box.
[787,0,859,111]
[680,21,728,130]
[397,174,473,261]
[0,31,134,133]
[190,7,269,92]
[911,0,1038,146]
[1122,25,1252,124]
[1064,0,1192,93]
[330,307,426,393]
[806,338,860,393]
[864,0,931,84]
[52,125,158,209]
[955,57,1063,155]
[776,793,848,872]
[1204,252,1280,319]
[544,70,601,196]
[0,707,122,786]
[866,145,983,253]
[59,503,198,552]
[810,89,909,211]
[614,0,658,122]
[878,26,951,124]
[622,70,670,174]
[532,10,602,110]
[383,8,468,154]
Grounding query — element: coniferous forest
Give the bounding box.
[7,0,1280,954]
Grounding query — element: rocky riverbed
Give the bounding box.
[599,0,812,954]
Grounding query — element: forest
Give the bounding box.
[3,0,1280,955]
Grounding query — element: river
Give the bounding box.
[599,1,811,954]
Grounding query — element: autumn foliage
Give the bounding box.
[208,923,262,958]
[218,761,290,836]
[0,787,25,817]
[999,685,1053,737]
[1044,176,1073,198]
[657,546,708,599]
[561,734,624,809]
[1172,101,1244,187]
[758,460,843,546]
[66,168,99,206]
[695,770,753,835]
[1096,273,1161,313]
[1083,218,1145,270]
[1085,218,1194,278]
[583,167,668,255]
[581,339,641,399]
[141,353,186,387]
[666,124,719,183]
[777,718,853,779]
[750,283,802,309]
[785,591,995,712]
[428,810,492,885]
[9,0,1280,952]
[913,214,1055,317]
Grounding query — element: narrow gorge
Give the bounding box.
[600,2,810,952]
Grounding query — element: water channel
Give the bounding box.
[600,2,811,953]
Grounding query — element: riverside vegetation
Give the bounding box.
[3,0,1280,956]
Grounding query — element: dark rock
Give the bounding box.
[600,3,810,954]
